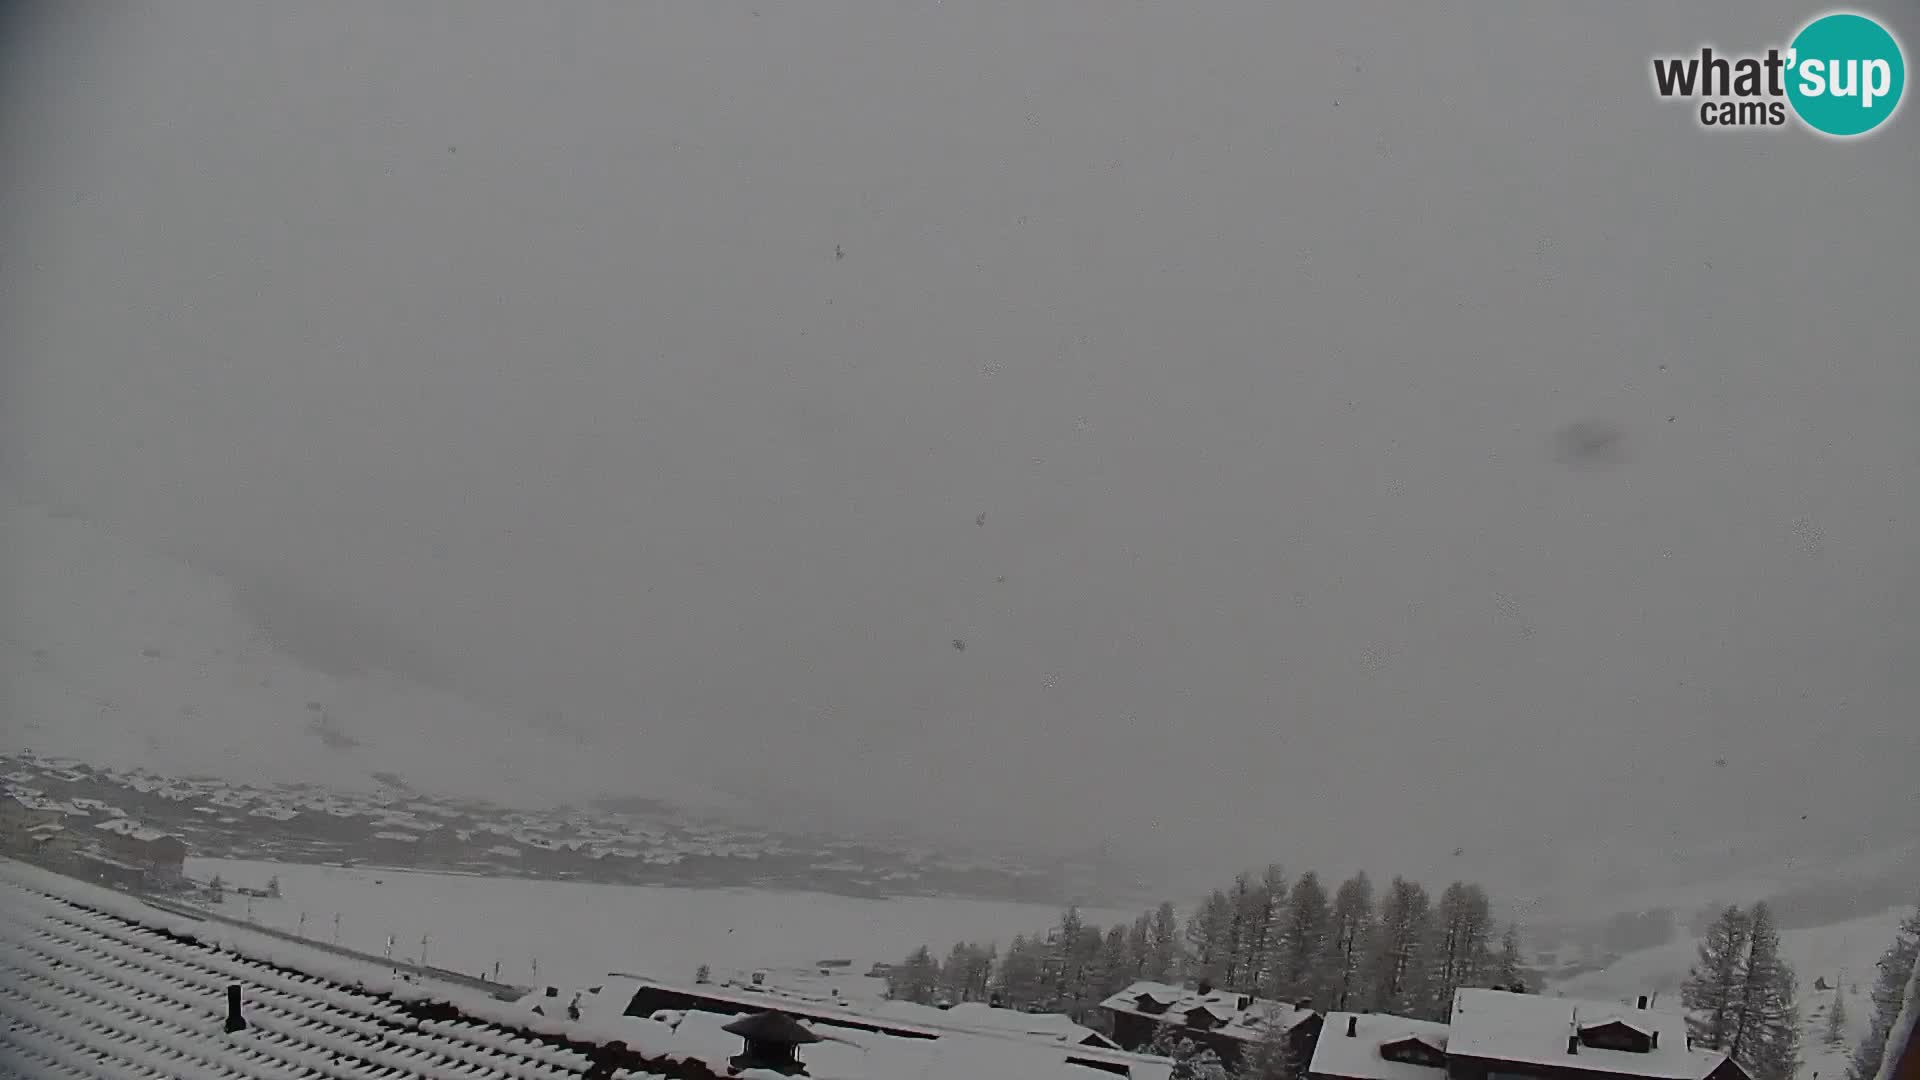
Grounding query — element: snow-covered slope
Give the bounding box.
[1552,906,1915,1080]
[0,498,723,811]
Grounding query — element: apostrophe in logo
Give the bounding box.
[1650,9,1906,138]
[1786,12,1905,137]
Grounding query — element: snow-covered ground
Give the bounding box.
[190,857,1132,993]
[1552,905,1915,1080]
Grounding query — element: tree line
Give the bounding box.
[886,865,1530,1025]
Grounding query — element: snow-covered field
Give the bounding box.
[189,857,1131,993]
[1552,905,1915,1080]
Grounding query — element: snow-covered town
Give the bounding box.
[2,852,1916,1080]
[5,0,1918,1076]
[0,751,1115,902]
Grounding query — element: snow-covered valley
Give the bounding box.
[188,856,1134,995]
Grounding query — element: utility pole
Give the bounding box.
[420,932,430,967]
[333,913,342,944]
[297,912,307,938]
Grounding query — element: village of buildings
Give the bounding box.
[0,749,1112,902]
[3,846,1854,1080]
[2,749,1910,1079]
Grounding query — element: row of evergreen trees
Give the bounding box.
[887,866,1530,1024]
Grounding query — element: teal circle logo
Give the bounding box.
[1787,12,1906,137]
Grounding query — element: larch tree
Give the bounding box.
[997,933,1047,1009]
[1321,873,1375,1011]
[1188,890,1234,989]
[1224,872,1260,992]
[1239,864,1287,996]
[890,945,941,1004]
[1427,883,1494,1018]
[1684,904,1755,1053]
[1150,901,1185,983]
[1730,903,1799,1080]
[1850,903,1920,1080]
[1094,924,1134,1004]
[1129,912,1154,980]
[1271,872,1331,1005]
[1365,876,1433,1016]
[1495,923,1529,991]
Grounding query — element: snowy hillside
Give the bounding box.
[1552,905,1915,1080]
[0,498,724,811]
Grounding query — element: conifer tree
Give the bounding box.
[1850,903,1920,1080]
[1271,872,1331,1005]
[1731,903,1799,1080]
[1683,902,1799,1080]
[890,945,941,1003]
[1129,913,1154,980]
[1427,883,1494,1017]
[1238,865,1287,996]
[1188,890,1234,988]
[1684,904,1754,1052]
[1827,986,1850,1050]
[997,933,1047,1009]
[1365,876,1433,1016]
[1095,924,1134,1001]
[1150,901,1184,982]
[1321,873,1374,1011]
[1495,923,1528,991]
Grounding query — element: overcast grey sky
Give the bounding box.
[3,1,1916,894]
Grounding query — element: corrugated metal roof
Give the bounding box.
[0,858,658,1078]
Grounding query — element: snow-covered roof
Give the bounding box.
[1100,981,1319,1039]
[1447,989,1729,1080]
[577,976,1170,1080]
[0,856,694,1078]
[1310,1013,1450,1080]
[7,793,68,814]
[655,1001,1170,1080]
[92,817,176,843]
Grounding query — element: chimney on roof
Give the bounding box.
[1238,995,1253,1011]
[224,984,247,1033]
[1347,1016,1359,1038]
[1196,979,1214,996]
[1637,995,1649,1010]
[723,1011,820,1076]
[1568,1034,1580,1055]
[1652,1032,1660,1049]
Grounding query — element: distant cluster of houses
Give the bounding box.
[0,790,188,891]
